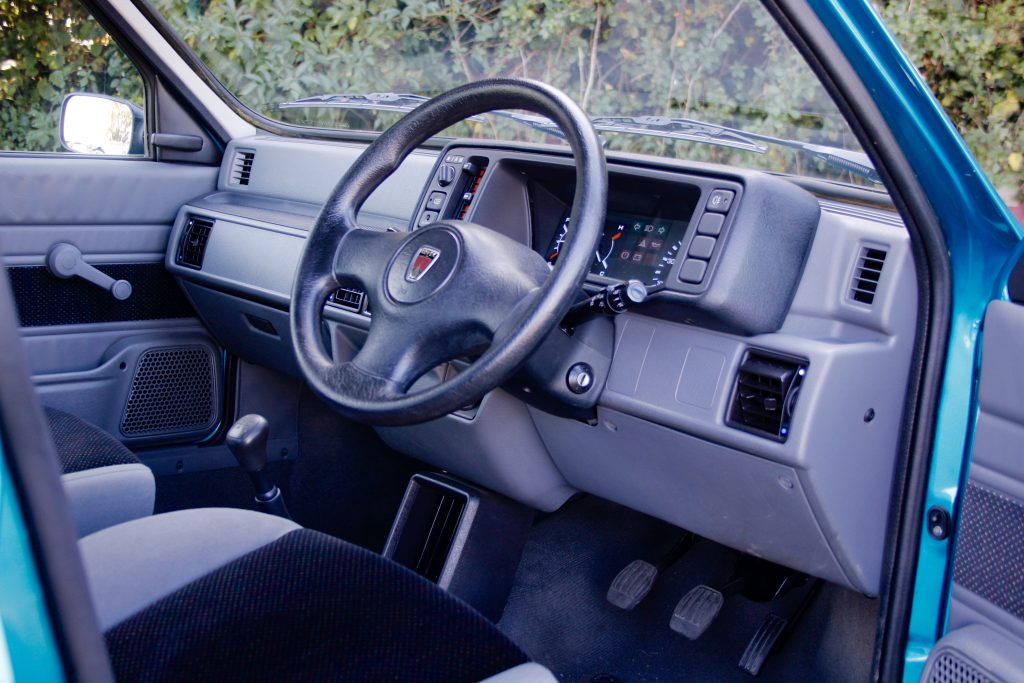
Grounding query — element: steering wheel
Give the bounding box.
[290,78,607,426]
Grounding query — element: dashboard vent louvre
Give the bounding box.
[329,287,365,313]
[727,351,807,442]
[230,150,255,186]
[176,216,214,270]
[849,246,887,305]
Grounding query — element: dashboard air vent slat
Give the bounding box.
[329,287,365,313]
[849,246,887,305]
[176,216,214,270]
[230,150,255,186]
[727,351,807,442]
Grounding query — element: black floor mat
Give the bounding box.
[498,496,877,683]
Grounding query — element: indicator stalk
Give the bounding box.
[563,280,647,331]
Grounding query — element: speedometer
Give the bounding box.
[546,211,691,287]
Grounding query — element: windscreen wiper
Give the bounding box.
[278,92,566,139]
[588,115,881,184]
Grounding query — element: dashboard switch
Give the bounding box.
[706,189,734,213]
[426,191,447,210]
[437,163,458,186]
[689,236,716,259]
[678,258,708,284]
[419,211,438,226]
[696,213,724,236]
[566,363,595,394]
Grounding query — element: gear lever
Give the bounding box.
[226,414,291,519]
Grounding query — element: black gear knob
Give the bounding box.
[226,413,270,473]
[226,414,290,520]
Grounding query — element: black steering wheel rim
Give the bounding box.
[289,78,607,426]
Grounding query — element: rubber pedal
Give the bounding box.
[738,613,787,676]
[669,585,724,640]
[606,560,658,610]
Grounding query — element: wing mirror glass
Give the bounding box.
[59,93,144,156]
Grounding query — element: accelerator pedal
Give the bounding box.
[670,585,724,640]
[738,613,787,676]
[607,560,658,610]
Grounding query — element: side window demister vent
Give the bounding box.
[727,350,807,442]
[849,245,888,305]
[230,149,256,186]
[176,216,214,270]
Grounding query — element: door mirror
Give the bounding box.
[59,93,144,156]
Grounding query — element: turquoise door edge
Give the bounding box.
[806,1,1023,681]
[0,444,64,682]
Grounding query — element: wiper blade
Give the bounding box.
[589,115,881,184]
[590,115,769,154]
[278,92,564,138]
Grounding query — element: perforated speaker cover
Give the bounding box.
[120,345,217,438]
[926,651,995,683]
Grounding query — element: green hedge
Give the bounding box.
[0,1,142,152]
[1,0,1020,194]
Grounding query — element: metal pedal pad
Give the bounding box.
[606,560,658,610]
[738,613,787,676]
[670,585,724,640]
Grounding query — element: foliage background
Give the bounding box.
[1,0,1021,197]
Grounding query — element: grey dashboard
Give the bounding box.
[167,134,916,597]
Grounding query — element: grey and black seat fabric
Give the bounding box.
[80,507,553,683]
[46,406,155,537]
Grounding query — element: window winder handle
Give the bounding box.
[46,243,132,301]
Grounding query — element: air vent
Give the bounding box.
[727,350,807,442]
[230,150,255,186]
[176,216,214,269]
[849,246,888,305]
[328,287,365,313]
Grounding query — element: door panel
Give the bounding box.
[922,297,1024,680]
[1,156,220,449]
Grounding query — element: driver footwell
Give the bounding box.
[497,496,877,683]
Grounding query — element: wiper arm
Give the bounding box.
[590,115,769,154]
[589,115,881,184]
[278,92,565,139]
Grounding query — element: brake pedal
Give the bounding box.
[738,613,787,675]
[669,585,724,639]
[607,560,658,610]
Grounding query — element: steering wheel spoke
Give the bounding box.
[333,227,405,298]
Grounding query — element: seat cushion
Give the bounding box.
[89,510,528,683]
[46,407,156,537]
[81,508,301,630]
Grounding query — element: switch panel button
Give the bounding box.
[678,258,708,284]
[696,213,724,236]
[426,191,446,210]
[689,236,717,259]
[706,189,735,213]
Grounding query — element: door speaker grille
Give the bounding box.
[120,346,217,437]
[927,651,994,683]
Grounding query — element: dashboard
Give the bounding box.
[164,135,917,599]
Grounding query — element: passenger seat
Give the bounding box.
[45,407,155,537]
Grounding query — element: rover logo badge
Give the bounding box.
[406,246,441,282]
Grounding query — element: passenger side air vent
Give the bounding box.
[229,150,255,186]
[727,350,807,442]
[848,246,888,305]
[176,216,214,270]
[327,286,366,313]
